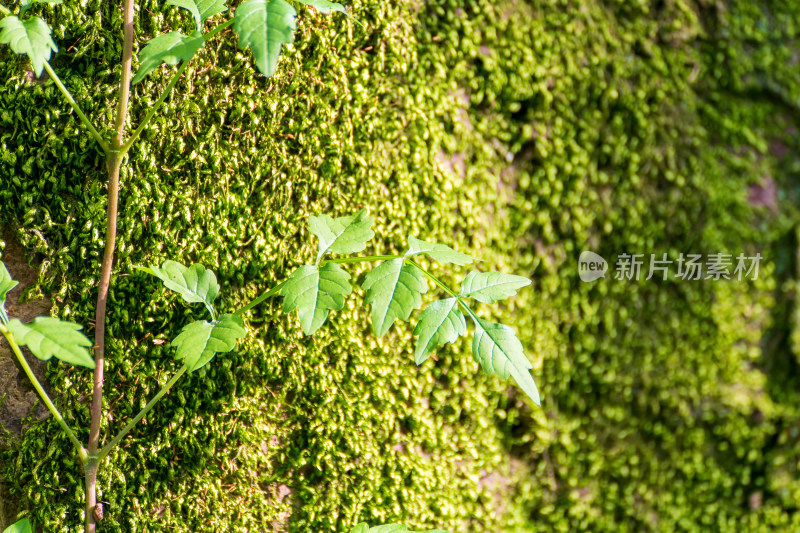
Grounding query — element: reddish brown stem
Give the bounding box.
[85,1,135,531]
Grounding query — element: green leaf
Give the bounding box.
[459,271,531,303]
[0,261,19,323]
[471,317,540,405]
[0,16,57,77]
[7,317,94,369]
[3,518,32,533]
[405,236,473,266]
[20,0,63,14]
[136,260,219,317]
[168,0,228,31]
[131,30,204,85]
[281,263,351,335]
[294,0,346,14]
[413,297,466,364]
[348,525,448,533]
[234,0,296,77]
[362,259,428,337]
[309,208,374,263]
[171,314,246,372]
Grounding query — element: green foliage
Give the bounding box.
[19,0,62,15]
[310,208,375,263]
[6,317,94,368]
[2,519,32,533]
[349,524,448,533]
[137,261,220,318]
[406,237,473,266]
[131,30,205,85]
[0,16,56,76]
[458,271,530,304]
[412,297,465,365]
[168,0,227,31]
[280,263,352,335]
[293,0,345,15]
[0,261,19,323]
[233,0,296,77]
[362,259,428,337]
[471,318,538,405]
[171,314,246,371]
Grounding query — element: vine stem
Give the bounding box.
[85,0,136,530]
[0,326,88,463]
[97,365,188,461]
[405,258,481,323]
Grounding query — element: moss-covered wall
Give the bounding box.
[1,0,800,531]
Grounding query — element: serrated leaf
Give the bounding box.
[362,259,428,337]
[0,261,19,323]
[7,317,94,369]
[405,236,473,266]
[131,30,204,84]
[413,297,466,364]
[20,0,63,14]
[281,263,351,335]
[459,271,531,303]
[348,525,448,533]
[3,518,32,533]
[168,0,228,31]
[234,0,296,77]
[309,209,374,263]
[0,16,57,77]
[471,317,540,405]
[171,314,246,372]
[136,260,219,317]
[294,0,346,14]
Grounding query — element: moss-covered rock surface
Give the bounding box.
[2,0,800,531]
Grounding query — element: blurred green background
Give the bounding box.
[1,0,800,531]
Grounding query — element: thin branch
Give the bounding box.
[235,281,286,317]
[42,62,110,153]
[98,364,188,460]
[0,327,88,463]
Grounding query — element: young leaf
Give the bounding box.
[459,271,531,304]
[309,209,374,263]
[294,0,346,15]
[348,525,448,533]
[405,236,473,266]
[136,260,219,317]
[413,298,466,365]
[362,259,428,338]
[3,518,32,533]
[131,30,204,85]
[234,0,296,78]
[171,314,246,372]
[281,263,351,335]
[471,317,540,405]
[168,0,228,32]
[0,16,58,77]
[6,317,94,369]
[0,261,19,323]
[20,0,63,14]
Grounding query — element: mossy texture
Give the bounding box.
[1,0,800,531]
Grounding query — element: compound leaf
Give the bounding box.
[405,236,473,266]
[281,263,351,335]
[136,260,219,317]
[168,0,228,31]
[171,314,246,372]
[294,0,346,14]
[348,525,448,533]
[309,209,374,263]
[0,16,57,77]
[413,297,466,365]
[0,261,19,323]
[3,518,32,533]
[459,271,531,303]
[362,259,428,338]
[471,317,540,405]
[7,317,94,369]
[234,0,296,77]
[131,30,204,84]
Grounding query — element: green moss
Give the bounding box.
[1,0,800,531]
